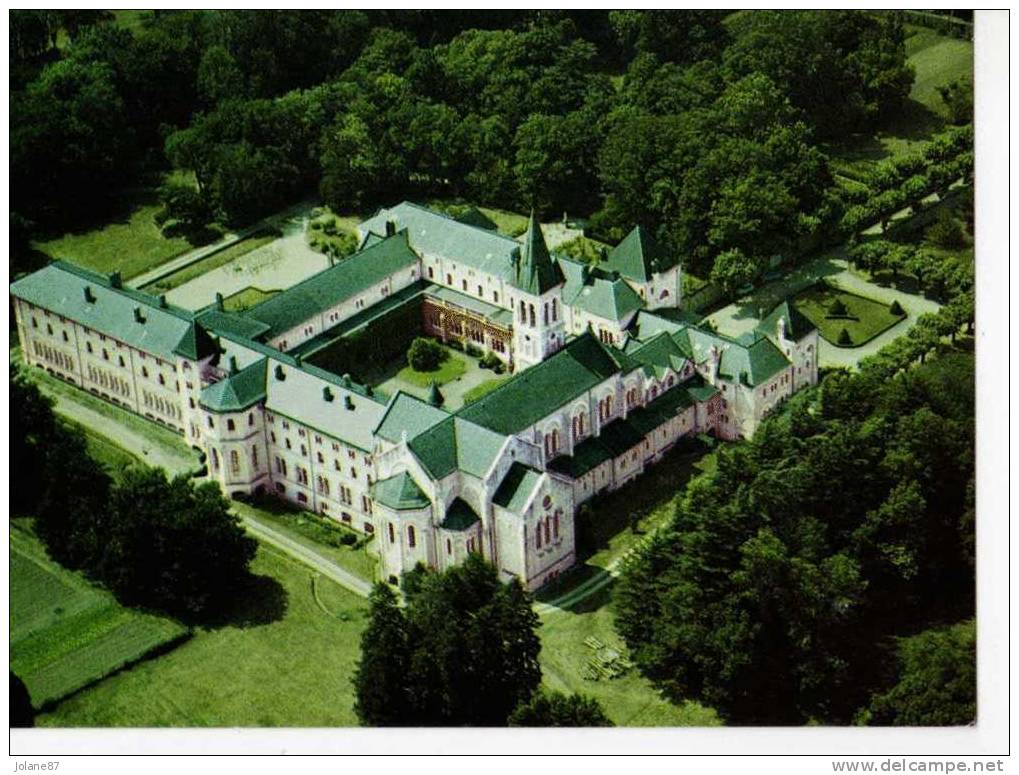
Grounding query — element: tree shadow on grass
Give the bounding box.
[194,572,289,630]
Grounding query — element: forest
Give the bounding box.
[10,10,942,282]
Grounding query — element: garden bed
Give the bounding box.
[793,283,907,347]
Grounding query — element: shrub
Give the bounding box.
[479,352,501,369]
[465,343,483,358]
[493,363,506,375]
[925,209,967,249]
[828,297,849,317]
[407,337,446,372]
[838,328,853,346]
[890,300,905,316]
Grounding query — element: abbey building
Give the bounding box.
[11,203,818,589]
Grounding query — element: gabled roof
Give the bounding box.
[196,308,271,341]
[10,261,194,361]
[510,212,564,296]
[441,498,480,530]
[373,392,451,444]
[174,321,221,361]
[242,232,419,338]
[560,258,644,324]
[457,333,638,435]
[492,463,543,513]
[200,358,268,412]
[407,416,507,481]
[361,202,520,282]
[603,225,678,282]
[263,361,387,452]
[371,472,430,511]
[756,300,816,342]
[623,331,689,379]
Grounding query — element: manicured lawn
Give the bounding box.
[33,203,207,281]
[234,498,379,583]
[538,585,721,727]
[794,284,906,347]
[904,26,973,114]
[396,352,467,388]
[38,545,369,726]
[77,424,140,477]
[143,232,277,294]
[10,520,189,710]
[462,377,509,405]
[223,286,279,312]
[477,206,529,237]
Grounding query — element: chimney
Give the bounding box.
[229,356,239,375]
[109,271,122,289]
[323,386,334,402]
[341,373,352,387]
[385,220,396,237]
[83,286,96,304]
[158,294,168,308]
[344,395,355,410]
[274,364,286,381]
[133,306,145,324]
[215,292,224,311]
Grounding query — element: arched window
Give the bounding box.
[388,523,395,544]
[211,448,220,471]
[251,446,259,469]
[528,304,536,327]
[553,510,560,539]
[519,300,526,321]
[543,303,549,326]
[552,298,559,321]
[659,289,670,299]
[229,449,241,476]
[536,524,542,549]
[408,525,416,548]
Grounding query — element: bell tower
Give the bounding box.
[510,212,566,369]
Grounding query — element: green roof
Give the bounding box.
[492,463,543,513]
[510,212,564,296]
[457,333,637,435]
[264,361,387,452]
[560,258,644,323]
[756,299,816,342]
[603,225,678,282]
[632,310,688,341]
[547,436,615,479]
[597,417,646,456]
[623,331,690,379]
[441,498,480,530]
[371,472,430,510]
[424,283,514,327]
[196,308,271,341]
[242,232,419,338]
[10,262,195,361]
[361,202,521,283]
[174,321,221,361]
[407,417,508,480]
[374,392,451,444]
[200,358,268,412]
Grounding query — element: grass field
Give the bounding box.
[77,424,140,477]
[10,520,189,710]
[143,233,278,294]
[223,287,279,312]
[38,545,369,727]
[462,377,508,405]
[794,284,906,347]
[477,206,529,237]
[538,585,721,726]
[33,203,204,281]
[904,25,974,114]
[397,352,467,388]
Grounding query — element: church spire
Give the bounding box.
[511,211,563,296]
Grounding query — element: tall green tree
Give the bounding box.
[509,690,614,727]
[353,584,413,726]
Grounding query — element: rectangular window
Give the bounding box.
[388,523,395,544]
[408,526,416,548]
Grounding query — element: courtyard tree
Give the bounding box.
[710,248,762,298]
[407,337,446,372]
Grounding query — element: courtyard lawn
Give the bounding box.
[396,352,467,388]
[461,377,509,405]
[793,284,906,347]
[223,286,279,312]
[143,232,278,294]
[904,25,974,114]
[32,202,208,281]
[38,545,368,727]
[234,497,379,584]
[538,584,721,727]
[10,520,189,710]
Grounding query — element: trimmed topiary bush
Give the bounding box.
[407,337,446,372]
[829,297,849,317]
[890,299,905,316]
[838,328,853,346]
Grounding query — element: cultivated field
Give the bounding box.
[38,546,369,727]
[10,520,189,709]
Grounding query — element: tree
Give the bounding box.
[353,584,413,726]
[889,300,905,316]
[363,554,542,726]
[197,45,246,105]
[509,690,614,727]
[10,672,35,728]
[102,469,257,619]
[937,78,973,125]
[829,297,849,317]
[156,180,215,233]
[838,328,853,346]
[865,620,975,726]
[710,248,762,297]
[925,208,967,249]
[407,337,446,372]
